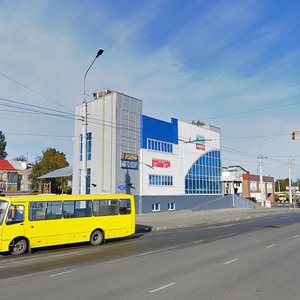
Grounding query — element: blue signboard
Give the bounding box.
[120,152,139,170]
[117,185,126,191]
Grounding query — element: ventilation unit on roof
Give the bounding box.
[93,89,112,99]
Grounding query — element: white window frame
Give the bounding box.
[152,203,161,212]
[168,202,176,211]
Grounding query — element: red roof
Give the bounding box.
[0,160,16,171]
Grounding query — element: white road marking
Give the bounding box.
[239,220,255,224]
[293,235,299,238]
[224,232,237,237]
[208,223,235,229]
[224,258,239,265]
[129,246,178,259]
[266,244,276,249]
[149,282,176,293]
[192,240,204,244]
[50,270,74,277]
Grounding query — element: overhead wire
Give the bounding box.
[1,96,295,167]
[0,71,73,113]
[0,98,74,120]
[1,95,295,157]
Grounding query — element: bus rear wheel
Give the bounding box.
[10,238,28,255]
[90,230,104,246]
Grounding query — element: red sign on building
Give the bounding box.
[152,159,171,168]
[196,144,205,151]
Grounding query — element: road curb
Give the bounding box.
[141,209,295,232]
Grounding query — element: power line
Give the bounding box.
[0,97,74,116]
[1,95,297,167]
[0,71,73,113]
[0,97,76,120]
[5,132,73,138]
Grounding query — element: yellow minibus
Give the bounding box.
[0,193,135,255]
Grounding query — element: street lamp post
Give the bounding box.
[80,48,104,195]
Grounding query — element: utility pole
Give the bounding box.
[232,180,235,207]
[258,155,267,207]
[80,48,104,195]
[288,160,294,206]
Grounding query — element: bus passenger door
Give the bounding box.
[26,220,49,248]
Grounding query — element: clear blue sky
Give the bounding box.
[0,0,299,179]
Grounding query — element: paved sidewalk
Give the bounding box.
[136,207,297,231]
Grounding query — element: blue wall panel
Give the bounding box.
[140,115,178,148]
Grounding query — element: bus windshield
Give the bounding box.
[0,201,8,226]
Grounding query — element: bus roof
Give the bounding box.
[0,194,133,203]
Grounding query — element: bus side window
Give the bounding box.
[119,199,131,215]
[7,205,24,223]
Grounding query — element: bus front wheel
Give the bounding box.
[90,230,104,246]
[10,238,28,255]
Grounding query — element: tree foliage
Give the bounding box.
[29,148,70,194]
[275,178,300,192]
[0,131,7,159]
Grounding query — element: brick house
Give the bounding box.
[222,165,275,203]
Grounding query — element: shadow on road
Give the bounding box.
[135,224,153,233]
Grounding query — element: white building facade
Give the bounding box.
[73,89,222,213]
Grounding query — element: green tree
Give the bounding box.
[29,148,70,194]
[275,178,289,192]
[0,131,7,159]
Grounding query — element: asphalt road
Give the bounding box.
[1,212,300,299]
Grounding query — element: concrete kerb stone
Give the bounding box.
[136,207,297,232]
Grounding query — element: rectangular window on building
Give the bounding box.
[148,175,174,186]
[86,168,91,194]
[266,182,273,193]
[146,139,173,153]
[150,140,154,150]
[168,202,176,211]
[250,181,256,191]
[80,134,83,161]
[152,203,160,212]
[158,141,161,151]
[87,132,92,160]
[78,169,82,194]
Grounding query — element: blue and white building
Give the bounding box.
[73,89,222,213]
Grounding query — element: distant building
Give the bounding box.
[242,173,275,202]
[222,165,275,202]
[0,159,32,192]
[222,165,248,196]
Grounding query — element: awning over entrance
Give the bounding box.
[38,166,73,179]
